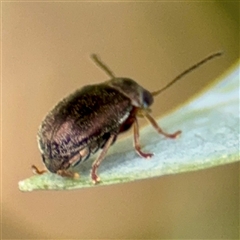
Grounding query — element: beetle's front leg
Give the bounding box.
[133,117,153,159]
[144,112,181,138]
[91,134,116,184]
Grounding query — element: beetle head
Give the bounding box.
[108,78,153,109]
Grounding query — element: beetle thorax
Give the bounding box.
[107,78,153,109]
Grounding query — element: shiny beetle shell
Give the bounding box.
[37,78,153,174]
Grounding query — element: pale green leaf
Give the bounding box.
[19,64,240,191]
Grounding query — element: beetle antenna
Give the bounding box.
[91,54,116,78]
[151,51,223,97]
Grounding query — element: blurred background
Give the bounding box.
[2,1,239,239]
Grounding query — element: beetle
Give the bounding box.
[32,52,222,184]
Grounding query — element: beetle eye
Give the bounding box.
[142,90,153,108]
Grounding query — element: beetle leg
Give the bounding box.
[144,112,181,138]
[57,169,80,179]
[32,165,47,175]
[32,164,79,179]
[56,158,80,179]
[91,134,116,184]
[133,118,153,159]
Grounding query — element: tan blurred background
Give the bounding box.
[2,2,239,239]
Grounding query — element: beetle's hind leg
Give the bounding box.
[32,164,79,179]
[56,155,81,179]
[56,169,80,179]
[32,165,47,175]
[133,117,153,159]
[144,112,181,138]
[91,134,116,184]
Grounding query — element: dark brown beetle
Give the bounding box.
[32,52,222,184]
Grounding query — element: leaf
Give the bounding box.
[18,64,240,191]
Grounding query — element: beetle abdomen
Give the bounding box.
[69,132,115,168]
[40,131,115,173]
